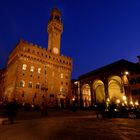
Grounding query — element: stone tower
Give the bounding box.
[47,7,63,55]
[0,7,73,108]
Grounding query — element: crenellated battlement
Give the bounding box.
[8,39,72,69]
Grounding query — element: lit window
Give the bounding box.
[65,74,68,79]
[36,83,40,89]
[19,81,25,87]
[22,64,27,70]
[60,87,63,92]
[61,73,63,78]
[30,66,34,72]
[28,82,33,88]
[38,68,41,73]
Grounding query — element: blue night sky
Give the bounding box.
[0,0,140,79]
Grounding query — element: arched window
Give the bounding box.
[30,66,34,72]
[36,83,40,89]
[22,64,27,70]
[28,82,33,88]
[61,73,63,78]
[19,81,25,87]
[38,68,41,73]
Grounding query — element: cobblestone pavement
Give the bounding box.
[0,110,140,140]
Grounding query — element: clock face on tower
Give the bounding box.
[53,47,59,54]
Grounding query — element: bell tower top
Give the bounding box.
[49,7,61,20]
[47,7,63,55]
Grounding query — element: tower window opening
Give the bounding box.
[54,16,60,21]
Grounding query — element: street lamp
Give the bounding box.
[106,98,110,102]
[125,71,129,75]
[116,99,120,104]
[130,101,134,106]
[135,101,139,106]
[124,100,127,105]
[122,95,127,101]
[72,97,75,101]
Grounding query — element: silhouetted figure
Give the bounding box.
[4,100,18,124]
[72,102,78,112]
[108,103,117,118]
[41,102,48,116]
[95,103,106,118]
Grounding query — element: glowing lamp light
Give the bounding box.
[116,99,120,104]
[114,108,118,112]
[122,95,127,101]
[124,101,127,104]
[106,98,110,102]
[125,71,129,75]
[74,81,78,85]
[22,102,25,106]
[135,101,139,106]
[72,97,75,101]
[130,101,133,105]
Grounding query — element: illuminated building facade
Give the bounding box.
[129,56,140,105]
[0,8,72,108]
[0,68,7,101]
[72,58,140,108]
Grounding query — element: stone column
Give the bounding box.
[89,81,94,108]
[104,80,109,101]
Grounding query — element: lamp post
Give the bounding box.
[122,71,131,103]
[106,98,110,109]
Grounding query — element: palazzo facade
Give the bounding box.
[0,8,73,108]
